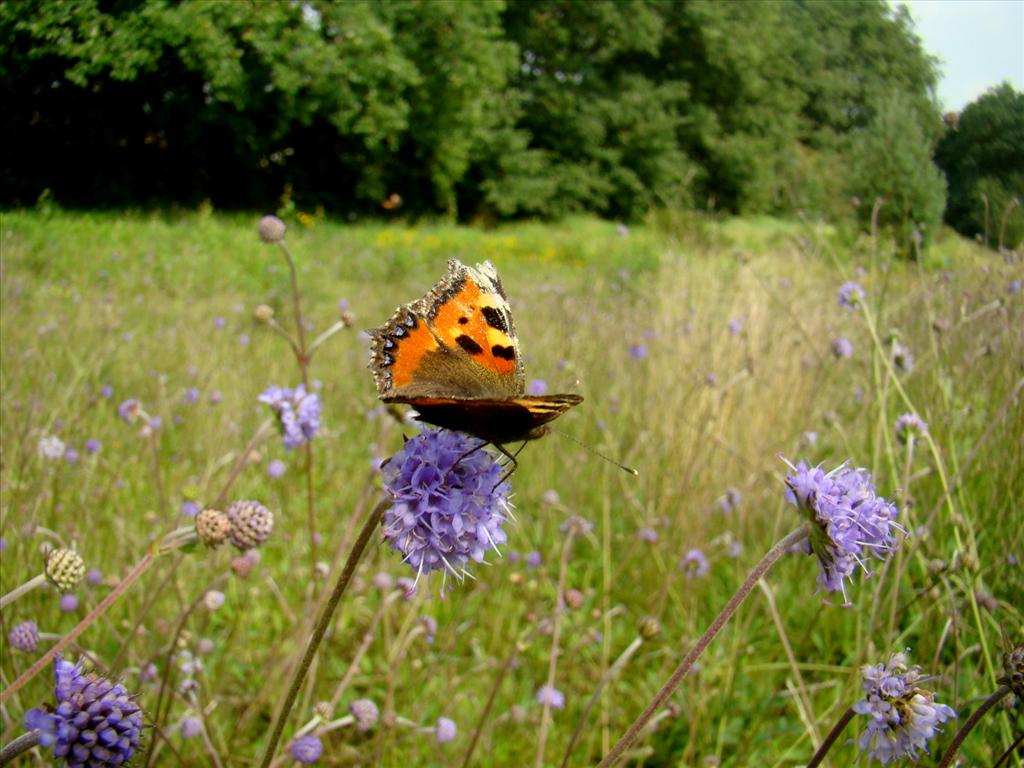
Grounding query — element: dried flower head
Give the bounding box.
[46,548,86,592]
[195,508,231,548]
[894,413,928,445]
[853,651,956,764]
[24,655,143,766]
[1002,643,1024,699]
[9,620,39,653]
[783,458,902,604]
[259,385,321,450]
[258,215,286,243]
[290,734,323,764]
[381,428,510,587]
[225,500,274,550]
[350,698,379,731]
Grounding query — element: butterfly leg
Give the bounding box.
[492,442,527,489]
[445,438,491,482]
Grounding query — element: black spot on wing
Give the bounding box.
[491,344,515,361]
[456,335,484,355]
[482,306,509,333]
[458,316,469,325]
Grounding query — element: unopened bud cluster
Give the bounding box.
[195,502,274,551]
[45,548,86,591]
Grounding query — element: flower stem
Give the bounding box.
[597,526,808,768]
[461,633,530,768]
[0,731,39,765]
[0,550,158,704]
[0,572,47,609]
[805,705,856,767]
[257,499,387,767]
[936,684,1012,768]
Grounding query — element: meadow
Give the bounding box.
[0,208,1021,767]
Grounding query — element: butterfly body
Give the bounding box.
[368,259,582,445]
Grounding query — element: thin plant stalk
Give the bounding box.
[0,732,40,765]
[936,684,1012,768]
[560,636,643,768]
[0,573,47,609]
[805,706,856,768]
[257,499,387,768]
[597,526,808,768]
[535,525,580,768]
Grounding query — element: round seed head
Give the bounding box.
[258,215,286,243]
[45,548,85,591]
[226,500,274,550]
[254,304,275,322]
[639,616,661,641]
[195,508,231,548]
[9,620,39,652]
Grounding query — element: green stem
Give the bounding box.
[806,706,856,768]
[597,526,809,768]
[257,500,387,767]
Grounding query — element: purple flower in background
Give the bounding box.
[718,487,742,514]
[8,621,39,652]
[853,651,956,764]
[381,428,510,586]
[209,390,222,405]
[680,548,710,578]
[214,316,226,329]
[536,685,565,709]
[637,527,658,543]
[84,439,101,455]
[24,655,143,765]
[118,399,141,423]
[267,459,286,478]
[64,448,79,465]
[184,387,200,403]
[421,615,438,644]
[180,716,203,739]
[239,333,249,346]
[1009,279,1021,294]
[259,385,321,449]
[148,416,162,430]
[60,594,79,612]
[783,458,902,603]
[526,550,542,568]
[435,717,457,744]
[728,318,742,335]
[350,699,379,731]
[895,413,928,444]
[290,734,323,764]
[838,281,866,309]
[629,343,647,361]
[101,384,114,399]
[528,378,548,395]
[181,500,200,518]
[87,568,103,585]
[831,337,853,359]
[891,341,914,373]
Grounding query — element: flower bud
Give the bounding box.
[639,616,661,641]
[45,548,85,591]
[226,500,274,550]
[195,508,231,548]
[254,304,275,322]
[258,215,286,243]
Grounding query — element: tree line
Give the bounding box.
[2,0,1020,250]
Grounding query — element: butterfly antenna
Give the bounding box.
[550,428,638,476]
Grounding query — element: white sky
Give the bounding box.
[899,0,1024,110]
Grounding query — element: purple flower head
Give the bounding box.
[350,698,379,731]
[783,458,903,603]
[839,281,866,309]
[86,568,103,586]
[148,416,162,431]
[9,620,39,653]
[60,594,79,613]
[718,487,742,514]
[680,548,710,578]
[181,500,200,518]
[894,413,928,445]
[831,337,853,359]
[381,428,510,587]
[118,399,141,423]
[290,734,323,764]
[100,385,114,399]
[629,343,647,361]
[420,615,438,643]
[208,390,222,405]
[526,550,542,568]
[64,448,79,465]
[24,655,143,764]
[435,717,457,744]
[180,716,203,739]
[891,341,914,373]
[528,378,548,395]
[84,439,101,455]
[637,527,658,543]
[853,651,956,764]
[267,459,286,478]
[259,385,321,450]
[213,316,225,329]
[536,685,565,709]
[184,387,199,404]
[1009,279,1021,294]
[727,318,742,336]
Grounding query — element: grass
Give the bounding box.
[1,208,1022,766]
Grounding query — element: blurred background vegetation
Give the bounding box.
[2,0,1021,253]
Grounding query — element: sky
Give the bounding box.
[899,0,1024,111]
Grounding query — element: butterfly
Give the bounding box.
[367,258,582,465]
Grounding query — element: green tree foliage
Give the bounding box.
[847,92,947,256]
[0,0,948,239]
[935,83,1024,249]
